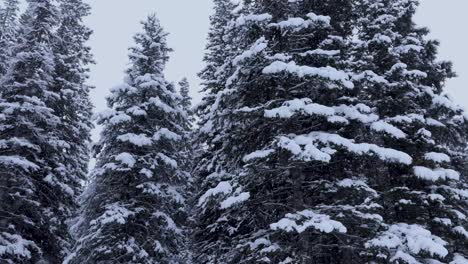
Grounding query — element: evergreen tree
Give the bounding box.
[198,0,239,92]
[67,15,192,264]
[53,0,94,207]
[178,77,193,118]
[193,0,382,263]
[0,0,20,76]
[193,2,246,259]
[0,0,78,262]
[194,0,467,263]
[351,0,468,263]
[0,0,19,32]
[195,0,241,133]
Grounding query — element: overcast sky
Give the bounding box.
[84,0,468,114]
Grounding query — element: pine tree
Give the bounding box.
[0,0,20,76]
[351,0,468,263]
[195,0,241,134]
[53,0,94,206]
[178,77,193,119]
[193,0,385,262]
[193,2,246,260]
[0,0,79,262]
[193,1,252,260]
[195,0,468,262]
[67,15,192,264]
[198,0,239,91]
[0,0,19,31]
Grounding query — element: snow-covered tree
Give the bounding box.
[0,0,80,262]
[193,1,251,260]
[53,0,94,206]
[198,0,239,90]
[178,77,193,119]
[195,0,241,132]
[193,0,383,263]
[350,0,468,263]
[66,15,192,264]
[195,0,467,263]
[0,0,19,31]
[193,2,246,259]
[177,77,195,183]
[0,0,20,76]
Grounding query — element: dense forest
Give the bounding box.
[0,0,467,263]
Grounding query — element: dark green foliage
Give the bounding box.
[194,0,468,263]
[67,15,193,264]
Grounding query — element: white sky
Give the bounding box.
[85,0,213,113]
[84,0,468,115]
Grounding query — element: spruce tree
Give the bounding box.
[0,0,78,262]
[193,1,246,259]
[0,0,20,76]
[193,1,250,260]
[193,0,383,263]
[195,0,467,262]
[197,0,239,92]
[195,0,241,134]
[67,15,192,264]
[0,0,19,31]
[53,0,94,206]
[178,77,193,119]
[351,0,468,263]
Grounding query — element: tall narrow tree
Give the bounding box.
[195,0,242,137]
[0,0,19,31]
[53,0,94,207]
[67,15,192,264]
[193,2,246,259]
[178,77,193,119]
[197,0,239,94]
[193,1,252,260]
[0,0,78,262]
[0,0,20,76]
